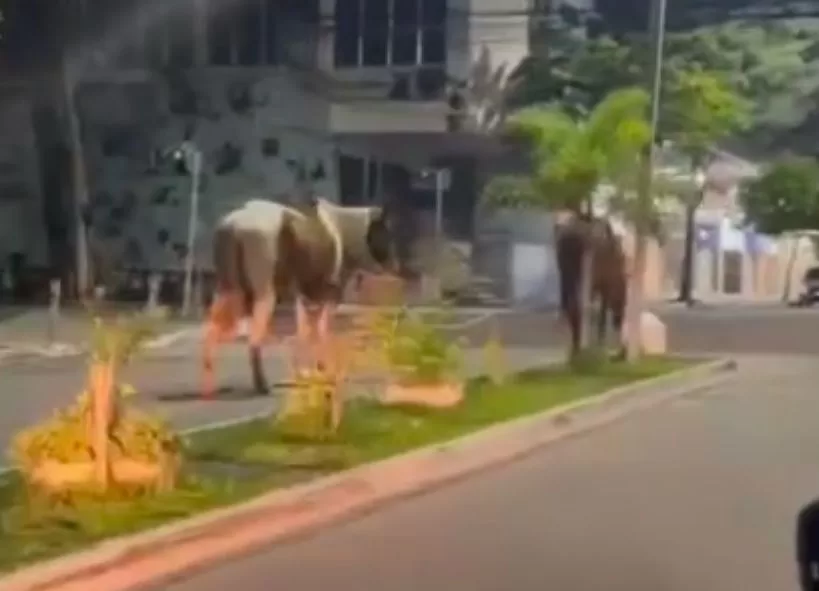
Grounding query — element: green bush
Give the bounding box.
[274,369,340,443]
[386,308,463,385]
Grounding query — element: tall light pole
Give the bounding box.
[421,167,450,244]
[175,141,203,317]
[624,0,667,361]
[420,166,450,301]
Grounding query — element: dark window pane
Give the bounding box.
[334,0,359,66]
[236,0,262,65]
[421,0,446,25]
[391,0,418,65]
[420,0,445,64]
[0,0,9,67]
[281,0,318,23]
[145,21,167,67]
[366,160,379,201]
[168,13,195,67]
[361,0,387,66]
[421,25,445,64]
[278,0,318,65]
[207,0,233,64]
[339,154,365,205]
[115,2,144,67]
[263,0,278,63]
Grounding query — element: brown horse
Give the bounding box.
[555,212,628,359]
[203,197,402,398]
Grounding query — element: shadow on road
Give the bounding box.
[155,387,282,403]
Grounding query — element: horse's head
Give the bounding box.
[312,198,410,280]
[364,202,409,276]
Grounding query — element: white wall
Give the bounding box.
[448,0,530,82]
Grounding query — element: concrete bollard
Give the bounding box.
[48,279,61,344]
[146,273,161,312]
[622,311,667,356]
[93,285,106,303]
[145,272,169,319]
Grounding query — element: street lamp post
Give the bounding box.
[624,0,667,360]
[420,167,450,301]
[421,167,450,244]
[175,142,203,317]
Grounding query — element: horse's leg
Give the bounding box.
[564,302,581,361]
[611,298,626,361]
[248,291,275,395]
[596,295,609,351]
[202,291,241,399]
[241,231,278,395]
[295,295,311,341]
[316,299,336,339]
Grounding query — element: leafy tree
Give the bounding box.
[740,157,819,234]
[510,35,646,118]
[740,157,819,301]
[663,68,751,305]
[513,21,819,156]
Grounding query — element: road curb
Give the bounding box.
[0,357,737,591]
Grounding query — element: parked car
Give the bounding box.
[796,266,819,307]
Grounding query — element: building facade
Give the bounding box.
[0,0,531,290]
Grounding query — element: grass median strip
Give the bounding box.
[0,356,688,574]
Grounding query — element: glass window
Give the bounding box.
[420,0,446,64]
[207,0,233,65]
[110,0,144,67]
[391,0,418,65]
[236,0,262,65]
[168,13,196,67]
[339,154,366,205]
[366,159,379,201]
[145,21,167,68]
[361,0,388,66]
[334,0,360,66]
[263,0,278,64]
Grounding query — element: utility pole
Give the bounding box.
[624,0,667,361]
[177,142,203,317]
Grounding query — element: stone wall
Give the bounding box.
[0,92,49,267]
[77,69,340,273]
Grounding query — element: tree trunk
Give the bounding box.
[90,361,115,490]
[677,202,697,307]
[624,227,648,361]
[61,57,92,299]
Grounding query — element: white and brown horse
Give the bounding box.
[202,197,402,398]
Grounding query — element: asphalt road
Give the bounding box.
[158,355,819,591]
[2,303,817,466]
[0,342,554,464]
[459,303,819,356]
